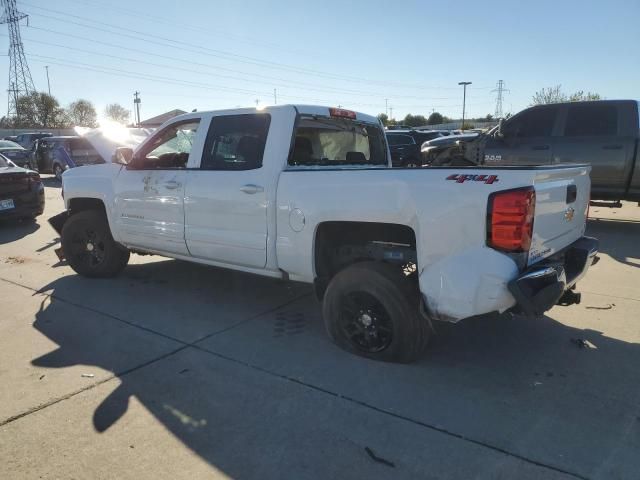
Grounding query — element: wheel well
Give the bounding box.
[68,198,106,216]
[314,221,417,297]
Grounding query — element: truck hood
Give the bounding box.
[74,124,153,163]
[423,133,479,147]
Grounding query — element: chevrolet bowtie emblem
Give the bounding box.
[564,207,575,221]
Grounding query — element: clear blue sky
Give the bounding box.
[1,0,638,123]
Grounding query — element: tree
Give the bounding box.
[13,92,69,128]
[532,85,601,105]
[104,103,131,124]
[568,91,601,102]
[403,114,427,127]
[427,112,444,125]
[377,113,389,126]
[67,99,98,127]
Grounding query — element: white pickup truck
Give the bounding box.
[50,105,598,362]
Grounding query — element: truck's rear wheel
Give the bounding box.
[322,261,430,363]
[61,210,129,278]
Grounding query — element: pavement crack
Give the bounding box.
[0,345,189,429]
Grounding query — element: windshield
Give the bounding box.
[289,116,387,167]
[0,154,9,167]
[0,140,23,149]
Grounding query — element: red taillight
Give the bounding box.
[487,187,536,252]
[329,107,356,119]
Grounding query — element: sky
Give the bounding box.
[1,0,638,124]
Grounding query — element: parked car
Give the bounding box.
[14,132,53,149]
[33,136,106,179]
[387,130,443,167]
[2,135,18,142]
[0,140,35,170]
[0,153,45,220]
[429,100,640,203]
[50,105,598,363]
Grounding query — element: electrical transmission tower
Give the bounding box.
[1,0,36,120]
[491,80,509,118]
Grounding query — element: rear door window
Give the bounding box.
[564,104,618,136]
[201,114,270,170]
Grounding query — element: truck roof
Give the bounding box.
[167,105,380,127]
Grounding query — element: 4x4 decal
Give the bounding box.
[446,173,499,184]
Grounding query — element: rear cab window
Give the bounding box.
[289,113,387,167]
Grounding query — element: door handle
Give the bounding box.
[164,180,182,190]
[602,144,623,150]
[240,184,264,194]
[532,145,550,151]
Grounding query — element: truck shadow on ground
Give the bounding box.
[27,272,640,478]
[0,218,40,244]
[586,217,640,269]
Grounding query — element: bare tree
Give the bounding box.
[532,85,601,105]
[67,99,98,127]
[104,103,131,124]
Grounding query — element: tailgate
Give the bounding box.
[528,165,590,266]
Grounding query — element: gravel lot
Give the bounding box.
[0,177,638,479]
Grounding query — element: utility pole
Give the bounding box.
[1,0,36,120]
[133,91,141,126]
[458,81,472,129]
[45,65,51,95]
[491,80,509,119]
[273,88,277,105]
[385,98,388,117]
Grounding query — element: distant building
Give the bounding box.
[138,109,187,128]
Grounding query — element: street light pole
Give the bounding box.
[458,81,472,129]
[45,66,51,96]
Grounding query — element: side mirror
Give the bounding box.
[114,147,134,165]
[496,118,505,138]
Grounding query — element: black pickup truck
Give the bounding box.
[426,100,640,204]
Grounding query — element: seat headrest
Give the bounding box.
[294,136,313,155]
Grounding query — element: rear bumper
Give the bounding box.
[0,185,45,219]
[508,236,599,316]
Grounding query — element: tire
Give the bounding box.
[61,210,130,278]
[53,163,64,181]
[322,261,431,363]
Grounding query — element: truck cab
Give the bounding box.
[481,100,640,202]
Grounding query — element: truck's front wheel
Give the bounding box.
[61,210,130,278]
[323,261,430,363]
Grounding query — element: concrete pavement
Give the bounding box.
[0,179,638,479]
